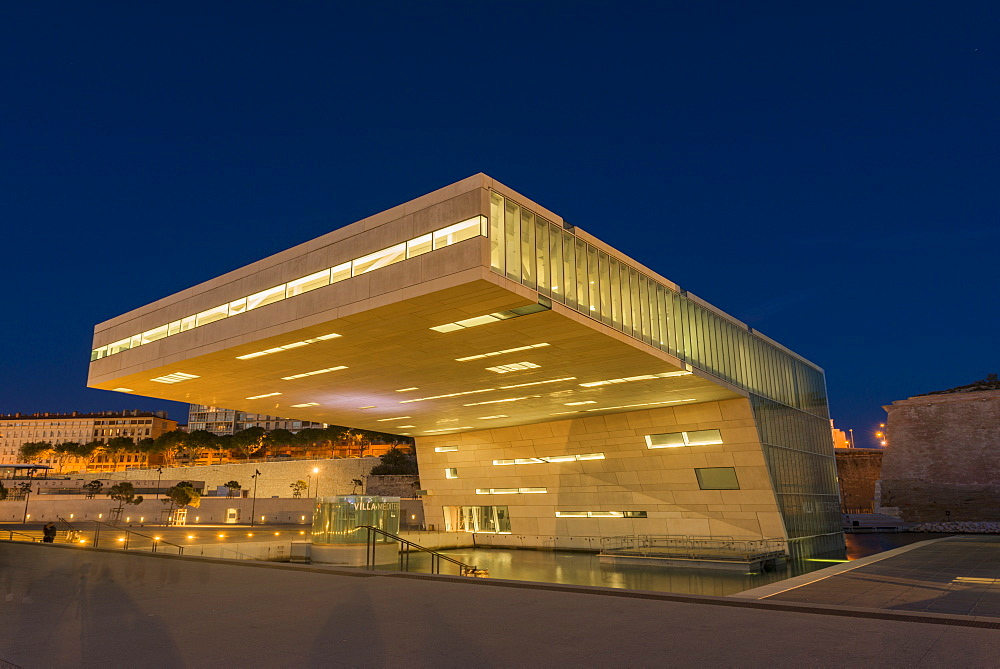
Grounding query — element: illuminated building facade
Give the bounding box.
[87,174,841,557]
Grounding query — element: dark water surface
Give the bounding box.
[374,533,951,597]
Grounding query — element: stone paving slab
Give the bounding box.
[3,539,1000,668]
[754,535,1000,617]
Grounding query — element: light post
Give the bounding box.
[312,467,320,498]
[155,467,163,499]
[875,423,888,447]
[19,482,32,524]
[250,469,261,527]
[848,428,856,449]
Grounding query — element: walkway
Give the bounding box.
[737,535,1000,618]
[2,539,999,668]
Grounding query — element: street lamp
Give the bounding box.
[312,467,320,498]
[250,469,261,527]
[848,428,856,449]
[155,467,163,499]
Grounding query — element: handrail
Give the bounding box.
[355,525,481,575]
[3,530,40,542]
[91,520,185,554]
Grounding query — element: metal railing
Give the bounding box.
[599,535,788,562]
[356,525,484,576]
[3,530,40,542]
[90,520,186,554]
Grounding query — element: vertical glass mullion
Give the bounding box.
[598,251,612,325]
[535,217,549,296]
[549,223,563,304]
[576,239,589,315]
[504,200,520,282]
[562,231,576,309]
[587,245,600,317]
[489,193,505,274]
[520,209,535,289]
[609,258,622,329]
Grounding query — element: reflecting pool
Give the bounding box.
[370,533,950,597]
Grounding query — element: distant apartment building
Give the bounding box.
[0,410,178,472]
[187,405,327,435]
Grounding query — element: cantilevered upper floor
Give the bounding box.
[88,174,828,436]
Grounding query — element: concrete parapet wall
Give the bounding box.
[0,496,313,524]
[81,458,378,499]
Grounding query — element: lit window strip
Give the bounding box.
[91,216,487,361]
[434,446,458,452]
[493,453,604,466]
[476,488,547,495]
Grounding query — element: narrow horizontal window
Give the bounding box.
[695,467,740,490]
[407,234,433,258]
[445,468,458,479]
[286,269,330,297]
[555,511,647,518]
[353,243,406,276]
[195,304,230,327]
[434,446,458,452]
[228,297,248,317]
[140,324,170,345]
[645,429,723,449]
[433,217,483,249]
[247,285,287,311]
[330,262,352,283]
[492,453,604,466]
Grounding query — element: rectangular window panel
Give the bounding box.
[407,233,433,259]
[489,193,505,272]
[330,261,352,283]
[695,467,740,490]
[645,429,723,448]
[353,243,406,275]
[520,208,535,289]
[246,285,286,311]
[575,238,589,312]
[587,244,600,315]
[609,257,622,329]
[684,429,724,445]
[505,201,521,281]
[562,231,576,309]
[228,297,248,317]
[535,216,549,295]
[549,222,563,300]
[433,217,482,250]
[108,338,131,355]
[167,320,182,336]
[195,304,230,328]
[599,251,612,325]
[140,324,169,345]
[286,269,330,297]
[179,315,197,332]
[445,468,458,479]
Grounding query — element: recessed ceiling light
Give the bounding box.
[397,425,416,428]
[151,372,200,384]
[499,377,575,390]
[456,343,550,362]
[579,371,692,388]
[400,388,495,404]
[486,361,540,374]
[112,388,134,392]
[245,392,282,400]
[565,401,597,406]
[376,416,411,422]
[236,333,340,359]
[583,399,696,411]
[358,406,376,409]
[290,402,319,408]
[477,415,508,419]
[463,395,540,406]
[395,387,419,392]
[281,366,347,380]
[424,426,473,433]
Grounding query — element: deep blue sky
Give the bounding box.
[2,2,997,446]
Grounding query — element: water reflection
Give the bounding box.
[373,533,947,597]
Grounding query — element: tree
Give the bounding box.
[265,429,296,456]
[77,441,103,469]
[162,481,200,520]
[83,480,103,499]
[52,441,81,473]
[154,430,189,465]
[289,480,307,498]
[18,441,52,463]
[232,427,266,460]
[369,447,418,475]
[342,429,371,458]
[103,436,135,470]
[293,427,325,453]
[186,430,217,461]
[223,480,242,498]
[134,438,156,467]
[108,482,144,520]
[351,478,365,494]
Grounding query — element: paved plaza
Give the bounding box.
[2,537,1000,668]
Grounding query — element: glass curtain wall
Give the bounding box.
[750,395,843,556]
[489,192,829,419]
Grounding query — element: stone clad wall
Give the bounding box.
[83,458,379,499]
[834,449,884,512]
[879,389,1000,522]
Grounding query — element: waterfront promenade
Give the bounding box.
[2,538,998,668]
